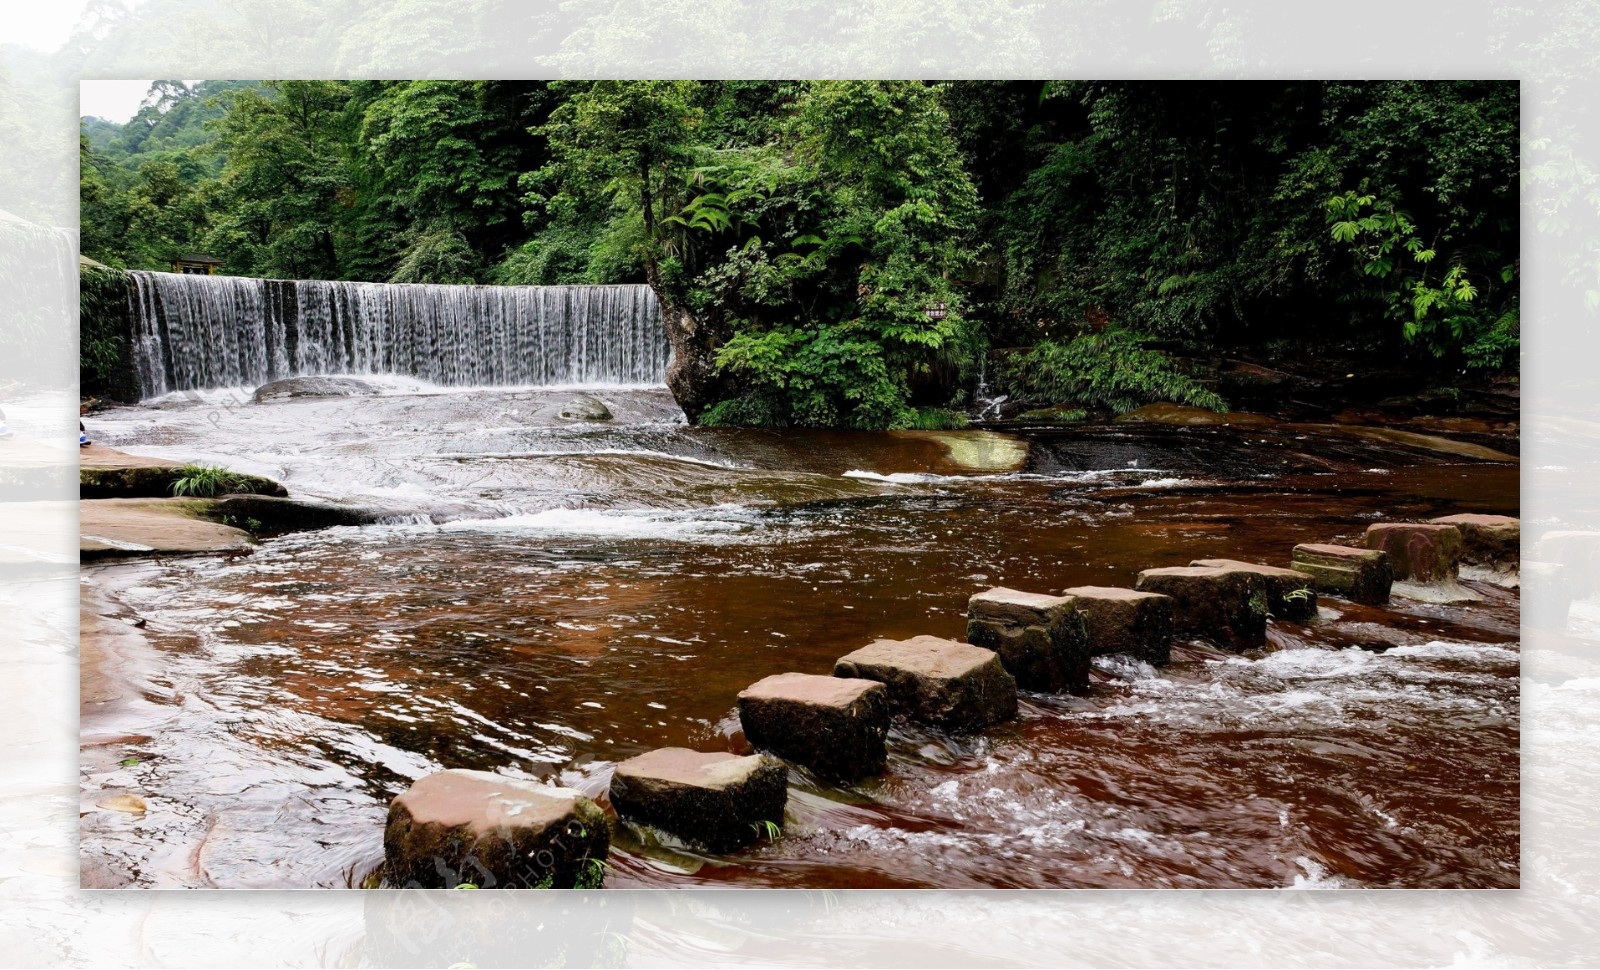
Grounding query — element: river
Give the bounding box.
[78,382,1519,889]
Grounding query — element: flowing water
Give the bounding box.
[126,272,668,397]
[79,382,1519,890]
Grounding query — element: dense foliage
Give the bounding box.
[79,80,1518,426]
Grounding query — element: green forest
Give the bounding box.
[80,80,1518,427]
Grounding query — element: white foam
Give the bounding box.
[432,505,760,541]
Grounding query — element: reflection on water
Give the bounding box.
[79,386,1519,888]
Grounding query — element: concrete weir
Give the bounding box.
[966,587,1090,692]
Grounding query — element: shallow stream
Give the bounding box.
[79,384,1519,889]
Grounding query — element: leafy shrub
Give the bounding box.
[996,330,1225,415]
[170,464,251,497]
[902,407,971,430]
[709,326,915,429]
[80,265,132,393]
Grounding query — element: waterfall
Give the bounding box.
[126,271,670,398]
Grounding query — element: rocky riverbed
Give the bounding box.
[78,382,1521,889]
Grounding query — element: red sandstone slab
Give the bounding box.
[610,747,786,852]
[1061,585,1174,665]
[738,672,889,782]
[834,635,1017,731]
[1365,523,1463,583]
[383,769,609,888]
[966,587,1088,692]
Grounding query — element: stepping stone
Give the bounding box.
[1060,586,1173,665]
[383,769,609,888]
[1190,558,1318,622]
[1429,514,1518,565]
[1290,543,1393,605]
[1365,523,1463,584]
[609,748,787,852]
[966,587,1089,692]
[834,635,1017,733]
[738,672,890,782]
[1134,565,1268,651]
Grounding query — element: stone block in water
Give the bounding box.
[383,770,609,888]
[1290,543,1393,605]
[966,587,1089,692]
[833,635,1017,732]
[1134,565,1268,651]
[1365,523,1463,583]
[1060,585,1174,665]
[737,672,890,782]
[1190,558,1319,622]
[1429,514,1519,568]
[609,748,786,852]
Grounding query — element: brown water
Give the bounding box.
[79,385,1519,889]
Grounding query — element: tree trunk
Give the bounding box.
[659,299,731,424]
[640,162,733,423]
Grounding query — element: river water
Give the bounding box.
[79,383,1519,889]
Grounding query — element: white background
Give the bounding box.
[2,1,1596,965]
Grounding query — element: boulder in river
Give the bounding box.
[252,376,380,403]
[966,587,1089,692]
[1364,523,1463,584]
[1190,558,1319,622]
[383,770,609,889]
[609,748,786,852]
[1290,543,1393,605]
[738,672,889,783]
[558,396,613,421]
[1060,585,1174,665]
[833,635,1017,732]
[1134,565,1269,651]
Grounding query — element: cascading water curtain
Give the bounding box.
[126,271,670,398]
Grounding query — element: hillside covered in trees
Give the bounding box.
[80,80,1518,426]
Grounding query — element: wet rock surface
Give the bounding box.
[80,444,286,500]
[203,494,393,534]
[1190,558,1318,622]
[1365,523,1464,583]
[558,396,613,421]
[383,770,609,889]
[1061,585,1174,665]
[1135,565,1269,651]
[609,748,786,852]
[252,376,381,403]
[80,498,256,560]
[738,672,890,782]
[833,636,1017,732]
[1290,543,1394,605]
[1430,513,1519,570]
[966,587,1089,692]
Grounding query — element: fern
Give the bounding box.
[995,330,1225,415]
